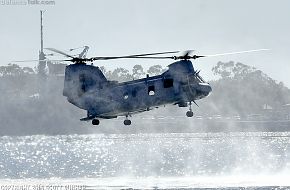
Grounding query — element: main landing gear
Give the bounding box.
[91,116,132,126]
[124,119,131,125]
[92,118,100,125]
[124,115,132,125]
[186,101,194,117]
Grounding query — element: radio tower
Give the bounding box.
[38,10,46,78]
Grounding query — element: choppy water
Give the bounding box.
[0,132,290,189]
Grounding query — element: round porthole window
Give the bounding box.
[123,93,129,99]
[149,90,155,96]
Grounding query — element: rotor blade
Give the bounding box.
[42,50,179,61]
[92,56,175,60]
[127,56,174,59]
[90,49,270,61]
[45,48,75,58]
[12,59,42,63]
[126,51,179,57]
[48,59,73,62]
[201,49,270,57]
[91,51,179,61]
[12,59,71,63]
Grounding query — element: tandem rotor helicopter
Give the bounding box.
[44,47,268,126]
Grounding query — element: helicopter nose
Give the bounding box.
[197,83,212,96]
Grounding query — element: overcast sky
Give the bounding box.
[0,0,289,87]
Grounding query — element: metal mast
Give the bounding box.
[40,10,44,53]
[38,10,46,77]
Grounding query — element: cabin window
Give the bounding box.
[163,78,173,88]
[123,93,129,100]
[148,85,155,96]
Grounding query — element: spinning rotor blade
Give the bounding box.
[34,48,269,63]
[104,48,269,60]
[12,59,53,63]
[201,49,270,57]
[11,59,73,63]
[127,51,180,57]
[12,59,42,63]
[43,48,179,62]
[91,51,180,61]
[45,48,75,58]
[106,56,174,59]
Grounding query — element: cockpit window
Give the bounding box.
[188,73,205,84]
[196,73,205,83]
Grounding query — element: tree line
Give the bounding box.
[0,61,289,135]
[1,61,289,113]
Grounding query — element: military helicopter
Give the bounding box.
[45,48,267,126]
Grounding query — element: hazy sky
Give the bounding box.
[1,0,290,87]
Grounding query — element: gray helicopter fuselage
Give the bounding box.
[63,60,212,119]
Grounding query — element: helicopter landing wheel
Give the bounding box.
[186,101,194,117]
[186,111,194,117]
[124,119,131,126]
[92,119,100,125]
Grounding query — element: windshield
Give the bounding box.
[187,72,206,84]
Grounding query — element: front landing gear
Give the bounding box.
[92,118,100,125]
[186,111,194,117]
[186,102,194,117]
[124,115,132,125]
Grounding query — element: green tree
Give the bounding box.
[0,63,25,76]
[23,67,35,75]
[110,68,132,82]
[204,61,290,115]
[132,64,145,79]
[212,61,256,79]
[147,65,165,76]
